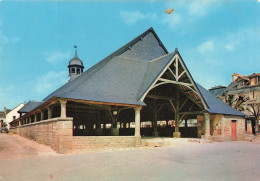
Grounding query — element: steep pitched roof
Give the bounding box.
[40,27,244,117]
[18,101,44,113]
[43,27,168,105]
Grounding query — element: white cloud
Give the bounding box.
[187,0,215,17]
[35,71,67,94]
[120,11,157,24]
[44,51,71,64]
[162,0,220,30]
[197,40,214,55]
[161,13,182,30]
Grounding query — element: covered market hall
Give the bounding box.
[10,28,245,153]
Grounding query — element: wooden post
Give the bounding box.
[173,89,181,138]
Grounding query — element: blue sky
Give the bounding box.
[0,0,259,110]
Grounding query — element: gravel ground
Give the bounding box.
[0,133,260,181]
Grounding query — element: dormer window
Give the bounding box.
[72,68,75,73]
[238,81,243,87]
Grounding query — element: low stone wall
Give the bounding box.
[212,115,245,141]
[72,136,139,150]
[11,117,73,153]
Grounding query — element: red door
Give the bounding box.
[231,120,237,141]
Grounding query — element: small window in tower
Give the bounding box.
[77,68,80,74]
[72,68,75,73]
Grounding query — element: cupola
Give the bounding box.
[68,46,84,81]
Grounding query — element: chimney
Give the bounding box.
[232,73,239,82]
[4,107,7,116]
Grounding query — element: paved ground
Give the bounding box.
[1,133,260,181]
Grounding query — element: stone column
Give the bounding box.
[60,100,67,118]
[204,113,211,139]
[134,107,142,147]
[34,114,37,122]
[41,111,44,121]
[48,106,53,119]
[134,107,142,137]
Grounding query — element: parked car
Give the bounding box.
[0,127,9,133]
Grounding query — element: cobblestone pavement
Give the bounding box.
[0,134,260,181]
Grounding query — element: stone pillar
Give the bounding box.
[34,114,37,122]
[134,106,142,146]
[48,106,53,119]
[60,100,67,118]
[41,111,44,121]
[134,107,142,137]
[204,113,211,139]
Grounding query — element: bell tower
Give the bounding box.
[68,46,84,81]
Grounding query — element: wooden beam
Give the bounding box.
[65,98,138,108]
[178,111,203,115]
[177,70,186,81]
[167,67,177,80]
[179,98,189,112]
[169,100,177,113]
[158,78,193,87]
[146,94,175,100]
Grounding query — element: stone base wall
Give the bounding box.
[197,115,205,138]
[11,117,73,153]
[72,136,139,150]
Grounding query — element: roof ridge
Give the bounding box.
[149,51,175,62]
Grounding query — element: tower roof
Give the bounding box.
[68,48,84,67]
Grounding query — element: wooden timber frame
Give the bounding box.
[139,53,207,137]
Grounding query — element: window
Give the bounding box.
[250,91,255,100]
[13,116,16,120]
[77,68,80,74]
[71,68,75,73]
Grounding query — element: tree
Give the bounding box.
[225,93,249,111]
[247,103,260,132]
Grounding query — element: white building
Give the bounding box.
[6,103,24,129]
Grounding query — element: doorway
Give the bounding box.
[231,120,237,141]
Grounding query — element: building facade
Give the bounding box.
[225,73,260,134]
[0,107,10,129]
[6,103,25,129]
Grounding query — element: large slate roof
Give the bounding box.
[41,27,244,117]
[18,101,44,113]
[43,27,168,105]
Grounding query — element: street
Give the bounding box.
[0,134,260,181]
